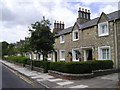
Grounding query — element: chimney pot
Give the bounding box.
[82,8,84,11]
[79,7,81,11]
[85,9,87,12]
[88,10,90,13]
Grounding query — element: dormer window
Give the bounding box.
[98,22,109,36]
[73,30,79,41]
[60,35,65,43]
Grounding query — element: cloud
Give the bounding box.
[0,0,119,43]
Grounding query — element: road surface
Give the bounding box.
[2,64,45,89]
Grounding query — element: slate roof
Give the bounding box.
[55,10,120,37]
[55,26,73,36]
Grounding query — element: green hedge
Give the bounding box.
[33,61,50,72]
[4,56,30,65]
[49,60,113,74]
[90,60,113,70]
[50,61,92,74]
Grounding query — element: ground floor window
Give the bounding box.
[60,50,65,61]
[72,48,80,62]
[98,46,110,60]
[48,53,52,61]
[84,49,93,61]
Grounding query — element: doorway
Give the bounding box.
[84,49,93,61]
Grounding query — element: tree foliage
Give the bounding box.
[29,17,55,61]
[1,41,16,57]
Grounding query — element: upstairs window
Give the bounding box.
[60,35,65,43]
[98,22,109,36]
[73,30,79,41]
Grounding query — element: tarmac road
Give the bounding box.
[2,64,45,89]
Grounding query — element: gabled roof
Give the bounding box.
[55,26,73,37]
[55,10,120,37]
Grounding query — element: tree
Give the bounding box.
[2,41,9,57]
[17,38,31,56]
[7,43,15,56]
[29,17,55,61]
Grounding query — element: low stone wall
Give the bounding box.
[48,70,94,80]
[93,69,118,77]
[25,64,46,73]
[48,69,118,80]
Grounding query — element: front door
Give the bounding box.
[84,49,93,61]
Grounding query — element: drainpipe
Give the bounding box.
[114,20,118,69]
[81,29,83,61]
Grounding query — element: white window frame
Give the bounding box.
[72,30,79,41]
[60,50,65,61]
[72,48,80,62]
[98,22,109,37]
[60,35,65,43]
[98,46,111,60]
[48,53,52,61]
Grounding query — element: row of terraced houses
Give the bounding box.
[18,8,120,68]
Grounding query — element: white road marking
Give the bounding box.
[69,85,88,88]
[48,78,63,82]
[57,81,74,86]
[36,79,44,82]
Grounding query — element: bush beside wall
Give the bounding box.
[4,56,30,65]
[90,60,113,70]
[50,62,92,74]
[50,60,113,74]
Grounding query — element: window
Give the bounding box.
[60,50,65,61]
[98,22,109,36]
[73,30,79,41]
[98,46,110,60]
[48,53,52,61]
[60,35,65,43]
[72,49,80,62]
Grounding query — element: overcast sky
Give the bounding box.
[0,0,119,43]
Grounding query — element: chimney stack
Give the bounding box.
[77,7,91,24]
[53,20,65,33]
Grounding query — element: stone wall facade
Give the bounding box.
[53,11,120,68]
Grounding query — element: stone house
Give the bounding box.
[52,8,120,68]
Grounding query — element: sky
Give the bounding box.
[0,0,120,43]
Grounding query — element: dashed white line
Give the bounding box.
[57,81,74,86]
[48,78,63,82]
[69,85,88,88]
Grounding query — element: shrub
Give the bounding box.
[90,60,113,70]
[49,60,113,74]
[50,61,92,74]
[5,56,30,65]
[33,60,50,72]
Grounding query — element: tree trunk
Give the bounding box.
[43,52,48,61]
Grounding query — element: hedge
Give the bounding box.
[4,56,30,65]
[89,60,113,70]
[49,60,113,74]
[33,61,50,70]
[50,62,92,74]
[4,56,50,72]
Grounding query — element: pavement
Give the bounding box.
[0,60,119,89]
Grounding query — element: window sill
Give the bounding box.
[98,33,109,37]
[73,39,79,41]
[60,59,65,61]
[48,58,52,60]
[98,59,110,60]
[60,41,65,44]
[72,59,79,62]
